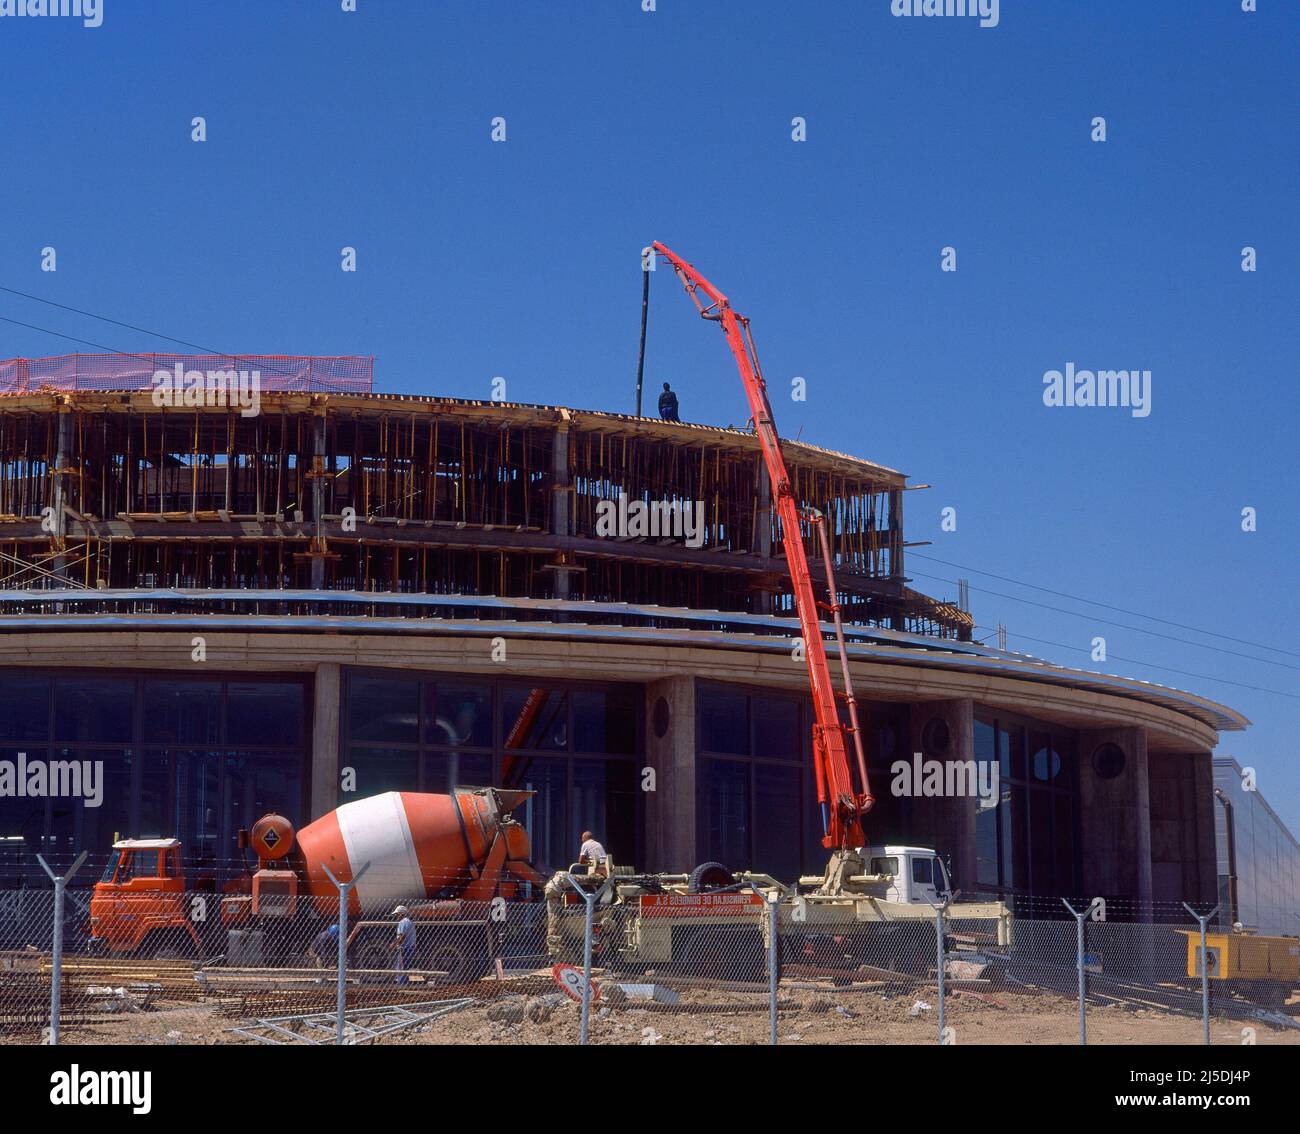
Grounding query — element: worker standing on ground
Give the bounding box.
[658,382,680,422]
[392,905,415,984]
[578,830,607,875]
[307,922,339,968]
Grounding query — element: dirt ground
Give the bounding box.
[8,983,1299,1047]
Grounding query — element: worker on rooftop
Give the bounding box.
[658,382,680,422]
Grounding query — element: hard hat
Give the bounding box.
[392,905,409,917]
[327,924,339,938]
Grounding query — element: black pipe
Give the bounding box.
[635,258,650,416]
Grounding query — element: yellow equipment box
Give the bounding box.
[1180,929,1300,982]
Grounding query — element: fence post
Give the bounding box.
[1183,902,1221,1047]
[759,889,780,1050]
[929,890,956,1045]
[1061,898,1095,1046]
[563,872,612,1046]
[36,852,87,1047]
[322,861,370,1046]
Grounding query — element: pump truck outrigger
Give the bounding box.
[546,243,1012,975]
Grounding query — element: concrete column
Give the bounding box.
[311,663,341,818]
[643,675,696,872]
[905,698,976,890]
[1149,750,1218,909]
[1079,726,1152,916]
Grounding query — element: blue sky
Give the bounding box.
[0,1,1296,825]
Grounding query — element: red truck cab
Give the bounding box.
[88,838,204,958]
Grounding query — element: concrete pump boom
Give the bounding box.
[651,242,874,851]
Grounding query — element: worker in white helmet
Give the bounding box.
[391,905,415,984]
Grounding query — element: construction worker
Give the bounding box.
[307,922,339,968]
[658,382,680,422]
[578,831,607,875]
[392,905,416,984]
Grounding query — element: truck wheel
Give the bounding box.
[352,940,391,984]
[429,942,485,985]
[687,862,734,893]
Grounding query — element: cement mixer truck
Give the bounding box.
[87,787,548,981]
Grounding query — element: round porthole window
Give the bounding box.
[653,696,670,739]
[920,716,951,757]
[1092,742,1126,780]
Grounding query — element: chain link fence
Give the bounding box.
[0,872,1296,1046]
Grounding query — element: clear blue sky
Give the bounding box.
[1,2,1295,825]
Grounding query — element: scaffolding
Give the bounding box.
[0,383,971,639]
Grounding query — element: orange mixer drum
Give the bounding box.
[294,790,529,914]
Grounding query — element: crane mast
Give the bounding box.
[651,242,875,853]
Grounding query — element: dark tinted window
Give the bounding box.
[227,683,304,747]
[143,682,220,745]
[348,676,418,744]
[0,676,50,742]
[699,689,748,755]
[54,678,133,743]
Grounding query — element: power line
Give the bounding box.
[976,624,1300,702]
[0,286,301,381]
[911,550,1299,660]
[907,567,1300,673]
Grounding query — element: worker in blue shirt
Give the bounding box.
[658,382,680,422]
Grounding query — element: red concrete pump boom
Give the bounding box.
[651,242,875,851]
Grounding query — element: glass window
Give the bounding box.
[912,856,933,885]
[698,689,749,755]
[700,758,749,870]
[428,682,493,748]
[0,675,50,742]
[502,687,568,752]
[870,856,900,876]
[348,676,419,744]
[753,697,800,760]
[572,688,637,755]
[1030,732,1059,783]
[54,678,133,743]
[225,750,302,860]
[423,750,493,794]
[139,749,222,872]
[754,762,801,882]
[45,749,133,872]
[572,758,637,867]
[343,746,419,800]
[227,683,304,747]
[143,682,220,745]
[0,747,52,887]
[512,756,568,874]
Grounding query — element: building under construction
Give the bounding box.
[0,355,1247,919]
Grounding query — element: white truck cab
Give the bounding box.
[861,845,952,904]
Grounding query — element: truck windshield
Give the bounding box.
[101,849,122,883]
